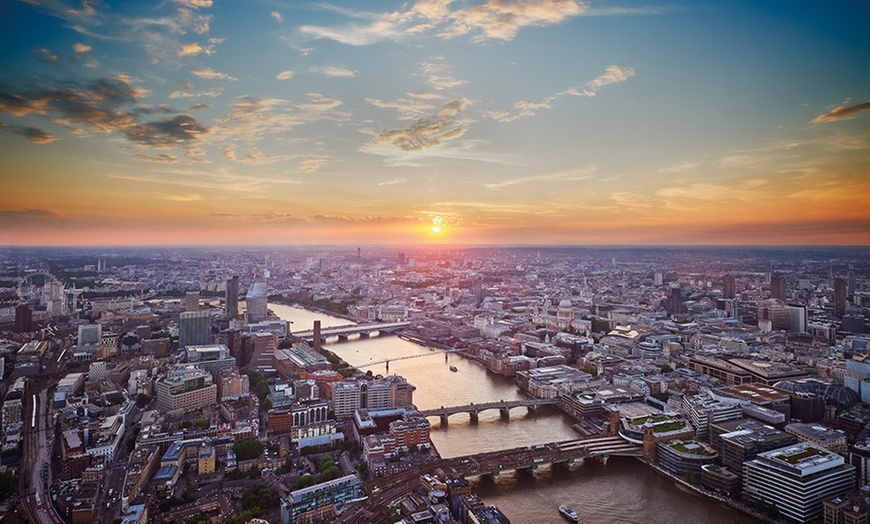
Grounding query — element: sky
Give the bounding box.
[1,0,869,247]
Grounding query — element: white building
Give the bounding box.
[743,442,854,523]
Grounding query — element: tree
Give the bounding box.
[660,364,673,373]
[233,438,264,461]
[0,470,16,499]
[196,417,209,430]
[296,475,315,489]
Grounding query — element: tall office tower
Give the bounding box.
[398,252,406,267]
[97,257,107,272]
[245,282,268,323]
[225,275,239,318]
[833,277,847,318]
[847,271,856,297]
[183,290,200,311]
[14,304,33,333]
[722,274,735,299]
[179,310,212,348]
[654,272,664,287]
[666,286,686,315]
[770,274,787,301]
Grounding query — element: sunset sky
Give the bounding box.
[1,0,869,246]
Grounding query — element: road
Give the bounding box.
[19,337,69,524]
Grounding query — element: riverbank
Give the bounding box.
[640,458,772,524]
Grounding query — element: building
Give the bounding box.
[770,274,787,301]
[681,393,743,441]
[184,344,236,373]
[226,275,239,318]
[246,282,268,324]
[156,365,217,413]
[712,419,798,472]
[78,323,102,346]
[743,442,855,523]
[657,439,717,478]
[282,474,362,524]
[183,290,200,312]
[722,274,736,300]
[332,376,415,419]
[14,304,33,333]
[833,277,848,318]
[217,370,249,401]
[785,423,848,453]
[179,310,212,348]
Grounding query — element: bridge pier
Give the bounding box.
[527,404,538,414]
[385,361,389,373]
[358,332,370,339]
[440,414,449,427]
[337,334,349,342]
[469,410,479,424]
[499,407,510,420]
[598,454,609,465]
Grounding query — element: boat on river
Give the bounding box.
[449,365,458,372]
[559,505,578,522]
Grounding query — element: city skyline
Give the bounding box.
[1,0,869,246]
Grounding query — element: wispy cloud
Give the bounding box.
[276,69,295,80]
[191,67,236,80]
[487,64,635,122]
[73,42,92,53]
[658,160,702,173]
[811,99,870,124]
[364,98,471,152]
[485,167,596,189]
[4,125,58,144]
[168,81,222,99]
[299,0,586,45]
[310,66,356,78]
[271,11,284,22]
[378,177,408,186]
[561,65,635,97]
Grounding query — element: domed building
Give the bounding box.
[556,299,574,330]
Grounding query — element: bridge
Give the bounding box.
[336,436,642,524]
[356,348,466,371]
[292,321,411,343]
[418,398,559,426]
[442,435,644,478]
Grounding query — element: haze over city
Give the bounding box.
[1,0,869,246]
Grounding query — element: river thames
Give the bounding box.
[272,304,759,523]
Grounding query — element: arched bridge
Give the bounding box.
[292,321,410,342]
[419,398,558,426]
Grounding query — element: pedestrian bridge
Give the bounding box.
[419,398,559,426]
[292,321,410,342]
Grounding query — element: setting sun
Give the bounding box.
[431,226,441,234]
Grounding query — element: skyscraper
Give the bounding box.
[245,282,268,323]
[833,277,847,318]
[179,310,212,348]
[770,274,787,301]
[722,274,735,300]
[225,275,239,318]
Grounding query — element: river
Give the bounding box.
[271,303,759,523]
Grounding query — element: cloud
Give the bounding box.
[420,60,468,91]
[366,94,437,120]
[310,66,356,78]
[378,177,408,186]
[299,0,585,45]
[222,146,293,165]
[658,160,702,173]
[134,153,179,163]
[0,208,64,224]
[562,65,635,97]
[34,48,58,62]
[489,64,636,122]
[175,0,213,7]
[365,98,471,152]
[168,81,222,99]
[276,70,295,80]
[0,93,50,116]
[297,156,328,172]
[271,11,284,22]
[296,93,343,112]
[73,42,92,53]
[811,99,870,124]
[191,68,237,80]
[178,39,221,56]
[122,114,209,146]
[5,126,58,144]
[485,167,596,189]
